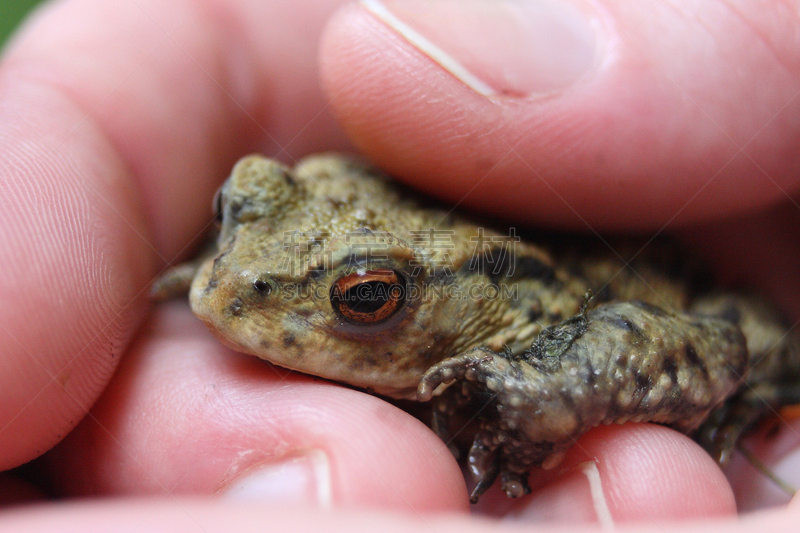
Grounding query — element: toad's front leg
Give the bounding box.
[418,301,748,502]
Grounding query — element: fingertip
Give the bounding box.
[576,424,736,521]
[503,424,735,523]
[321,1,800,230]
[584,424,736,520]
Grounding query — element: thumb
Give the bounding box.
[320,0,800,231]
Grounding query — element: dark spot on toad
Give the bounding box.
[283,333,297,347]
[512,256,557,283]
[294,307,314,318]
[662,355,679,384]
[527,307,543,322]
[605,315,645,338]
[308,268,326,280]
[484,250,557,285]
[229,298,243,316]
[546,312,562,323]
[558,389,577,414]
[584,362,597,386]
[327,197,345,209]
[280,168,296,185]
[227,199,245,222]
[635,371,652,393]
[683,342,709,381]
[690,320,707,331]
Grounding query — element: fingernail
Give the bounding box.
[771,447,800,505]
[362,0,599,97]
[504,462,612,525]
[221,451,332,507]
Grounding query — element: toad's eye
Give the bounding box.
[330,269,406,325]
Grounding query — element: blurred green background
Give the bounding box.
[1,0,45,47]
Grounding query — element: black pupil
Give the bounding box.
[253,279,270,293]
[341,281,395,314]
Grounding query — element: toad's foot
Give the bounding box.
[691,294,800,465]
[418,301,748,501]
[695,379,800,465]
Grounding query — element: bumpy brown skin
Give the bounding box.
[420,302,749,500]
[154,154,800,502]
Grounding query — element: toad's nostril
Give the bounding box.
[229,297,244,316]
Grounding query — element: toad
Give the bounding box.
[153,154,800,502]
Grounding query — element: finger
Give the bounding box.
[3,0,353,261]
[481,424,736,522]
[0,0,351,469]
[39,302,468,512]
[2,496,800,533]
[320,0,800,230]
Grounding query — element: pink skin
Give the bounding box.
[1,0,799,528]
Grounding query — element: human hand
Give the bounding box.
[1,0,799,530]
